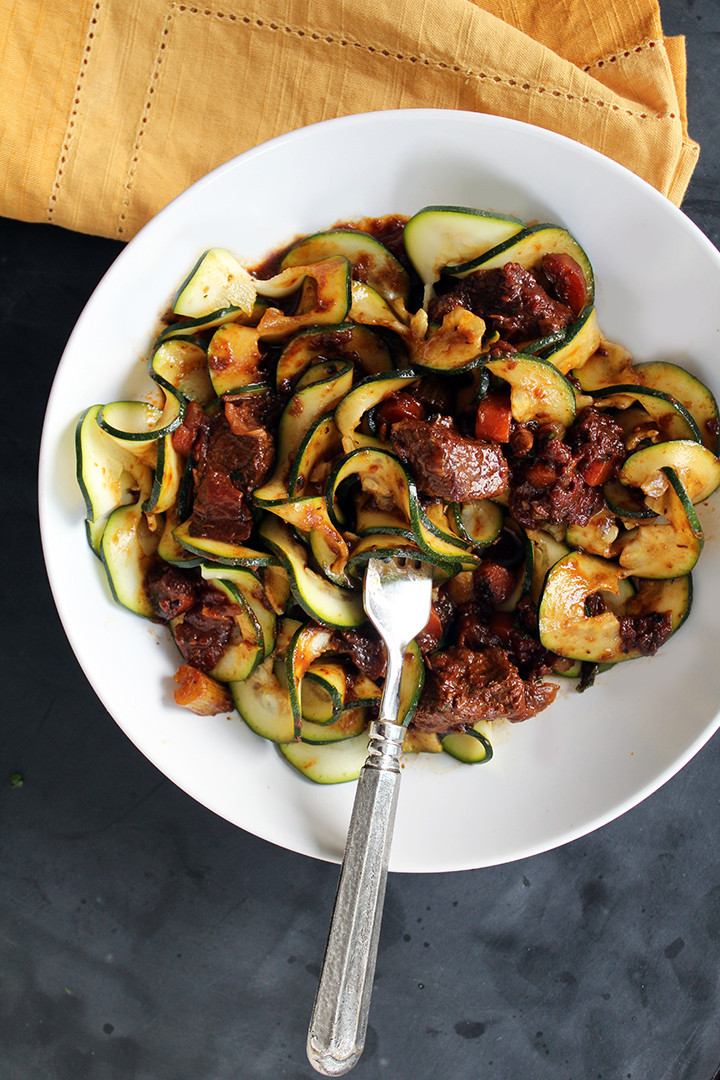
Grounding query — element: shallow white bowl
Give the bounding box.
[39,110,720,873]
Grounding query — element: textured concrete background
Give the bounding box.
[2,1,719,1077]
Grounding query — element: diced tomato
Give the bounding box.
[424,606,443,641]
[474,391,513,443]
[375,392,425,440]
[525,461,558,488]
[416,604,444,655]
[540,253,588,315]
[581,459,613,486]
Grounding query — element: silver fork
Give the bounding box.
[307,557,433,1076]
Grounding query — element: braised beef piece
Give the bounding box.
[619,611,673,656]
[172,399,207,457]
[146,565,238,671]
[522,678,560,718]
[567,407,626,484]
[172,585,238,672]
[585,592,607,618]
[331,627,387,682]
[220,394,275,473]
[146,563,199,621]
[411,645,558,733]
[391,415,508,502]
[189,396,275,543]
[454,605,500,650]
[455,600,557,681]
[507,406,625,528]
[191,469,255,543]
[428,262,574,344]
[508,428,604,529]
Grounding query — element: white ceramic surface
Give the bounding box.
[39,110,720,873]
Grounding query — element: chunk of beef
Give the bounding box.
[191,468,255,543]
[411,375,455,418]
[146,563,199,621]
[619,611,673,656]
[391,415,508,501]
[190,397,274,543]
[172,585,238,672]
[411,645,558,733]
[428,262,575,345]
[455,600,557,681]
[454,605,501,650]
[508,430,603,529]
[567,407,626,486]
[221,395,275,483]
[331,627,387,682]
[171,399,208,457]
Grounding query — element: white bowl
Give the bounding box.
[39,110,720,873]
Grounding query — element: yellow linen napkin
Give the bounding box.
[1,0,698,241]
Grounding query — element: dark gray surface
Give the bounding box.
[3,2,720,1077]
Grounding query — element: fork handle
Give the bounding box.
[307,720,404,1076]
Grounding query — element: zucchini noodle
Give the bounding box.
[76,207,720,783]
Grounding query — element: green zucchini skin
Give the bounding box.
[231,661,297,744]
[452,500,504,547]
[258,516,365,629]
[253,359,354,507]
[298,708,368,745]
[444,223,595,303]
[172,519,276,568]
[280,229,411,305]
[619,440,720,504]
[204,580,265,683]
[276,323,393,391]
[403,205,523,292]
[173,247,257,320]
[76,404,153,523]
[279,732,371,784]
[325,446,479,570]
[617,468,703,580]
[150,337,215,405]
[301,661,347,723]
[442,726,493,764]
[484,353,577,429]
[538,552,692,664]
[100,501,160,619]
[592,384,702,444]
[537,305,600,375]
[634,360,720,454]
